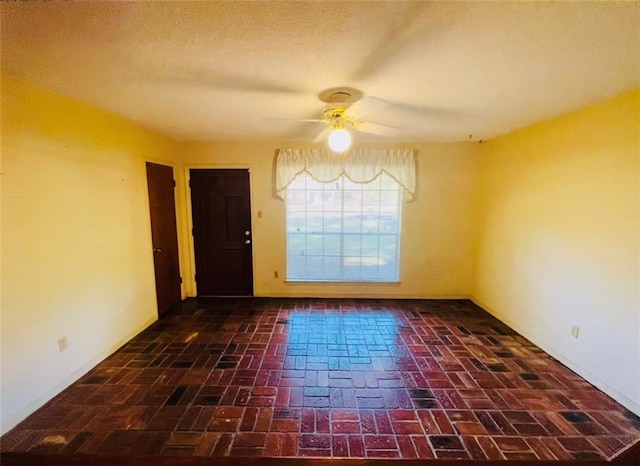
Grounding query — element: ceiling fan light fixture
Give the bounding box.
[327,127,351,153]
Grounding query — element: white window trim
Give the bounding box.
[285,173,403,283]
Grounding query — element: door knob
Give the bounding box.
[244,239,251,244]
[245,230,251,236]
[153,248,162,253]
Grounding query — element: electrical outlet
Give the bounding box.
[273,270,279,278]
[570,326,580,339]
[58,336,68,352]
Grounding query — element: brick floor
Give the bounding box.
[2,298,639,460]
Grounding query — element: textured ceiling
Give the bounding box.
[1,1,639,142]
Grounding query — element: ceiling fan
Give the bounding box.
[307,87,400,152]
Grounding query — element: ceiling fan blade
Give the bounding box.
[265,117,325,122]
[312,126,332,143]
[148,65,307,95]
[351,3,431,80]
[347,96,389,120]
[357,121,401,138]
[386,100,459,119]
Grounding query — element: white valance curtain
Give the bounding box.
[276,148,416,201]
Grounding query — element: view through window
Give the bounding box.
[286,172,402,282]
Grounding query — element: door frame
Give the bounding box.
[141,157,185,313]
[183,164,256,297]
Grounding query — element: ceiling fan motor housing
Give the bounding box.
[319,87,362,105]
[324,106,355,129]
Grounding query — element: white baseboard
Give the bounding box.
[187,292,472,300]
[1,315,157,436]
[471,297,640,416]
[256,293,472,300]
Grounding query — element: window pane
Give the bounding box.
[343,214,361,233]
[380,215,399,233]
[287,233,305,254]
[288,255,306,279]
[306,234,323,255]
[343,257,361,280]
[323,213,341,233]
[286,173,402,282]
[361,234,380,257]
[344,235,361,256]
[324,256,341,277]
[360,263,379,280]
[361,214,379,234]
[306,190,323,211]
[306,214,323,233]
[323,235,340,256]
[344,192,362,213]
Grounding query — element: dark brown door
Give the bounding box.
[146,162,182,316]
[190,169,253,296]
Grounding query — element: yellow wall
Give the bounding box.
[178,141,479,299]
[473,89,640,413]
[1,76,181,433]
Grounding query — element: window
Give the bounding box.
[286,173,402,282]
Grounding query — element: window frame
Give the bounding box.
[284,173,403,283]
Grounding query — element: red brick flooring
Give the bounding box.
[2,298,639,461]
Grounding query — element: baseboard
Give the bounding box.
[186,291,473,300]
[254,292,472,300]
[471,297,640,416]
[1,314,158,436]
